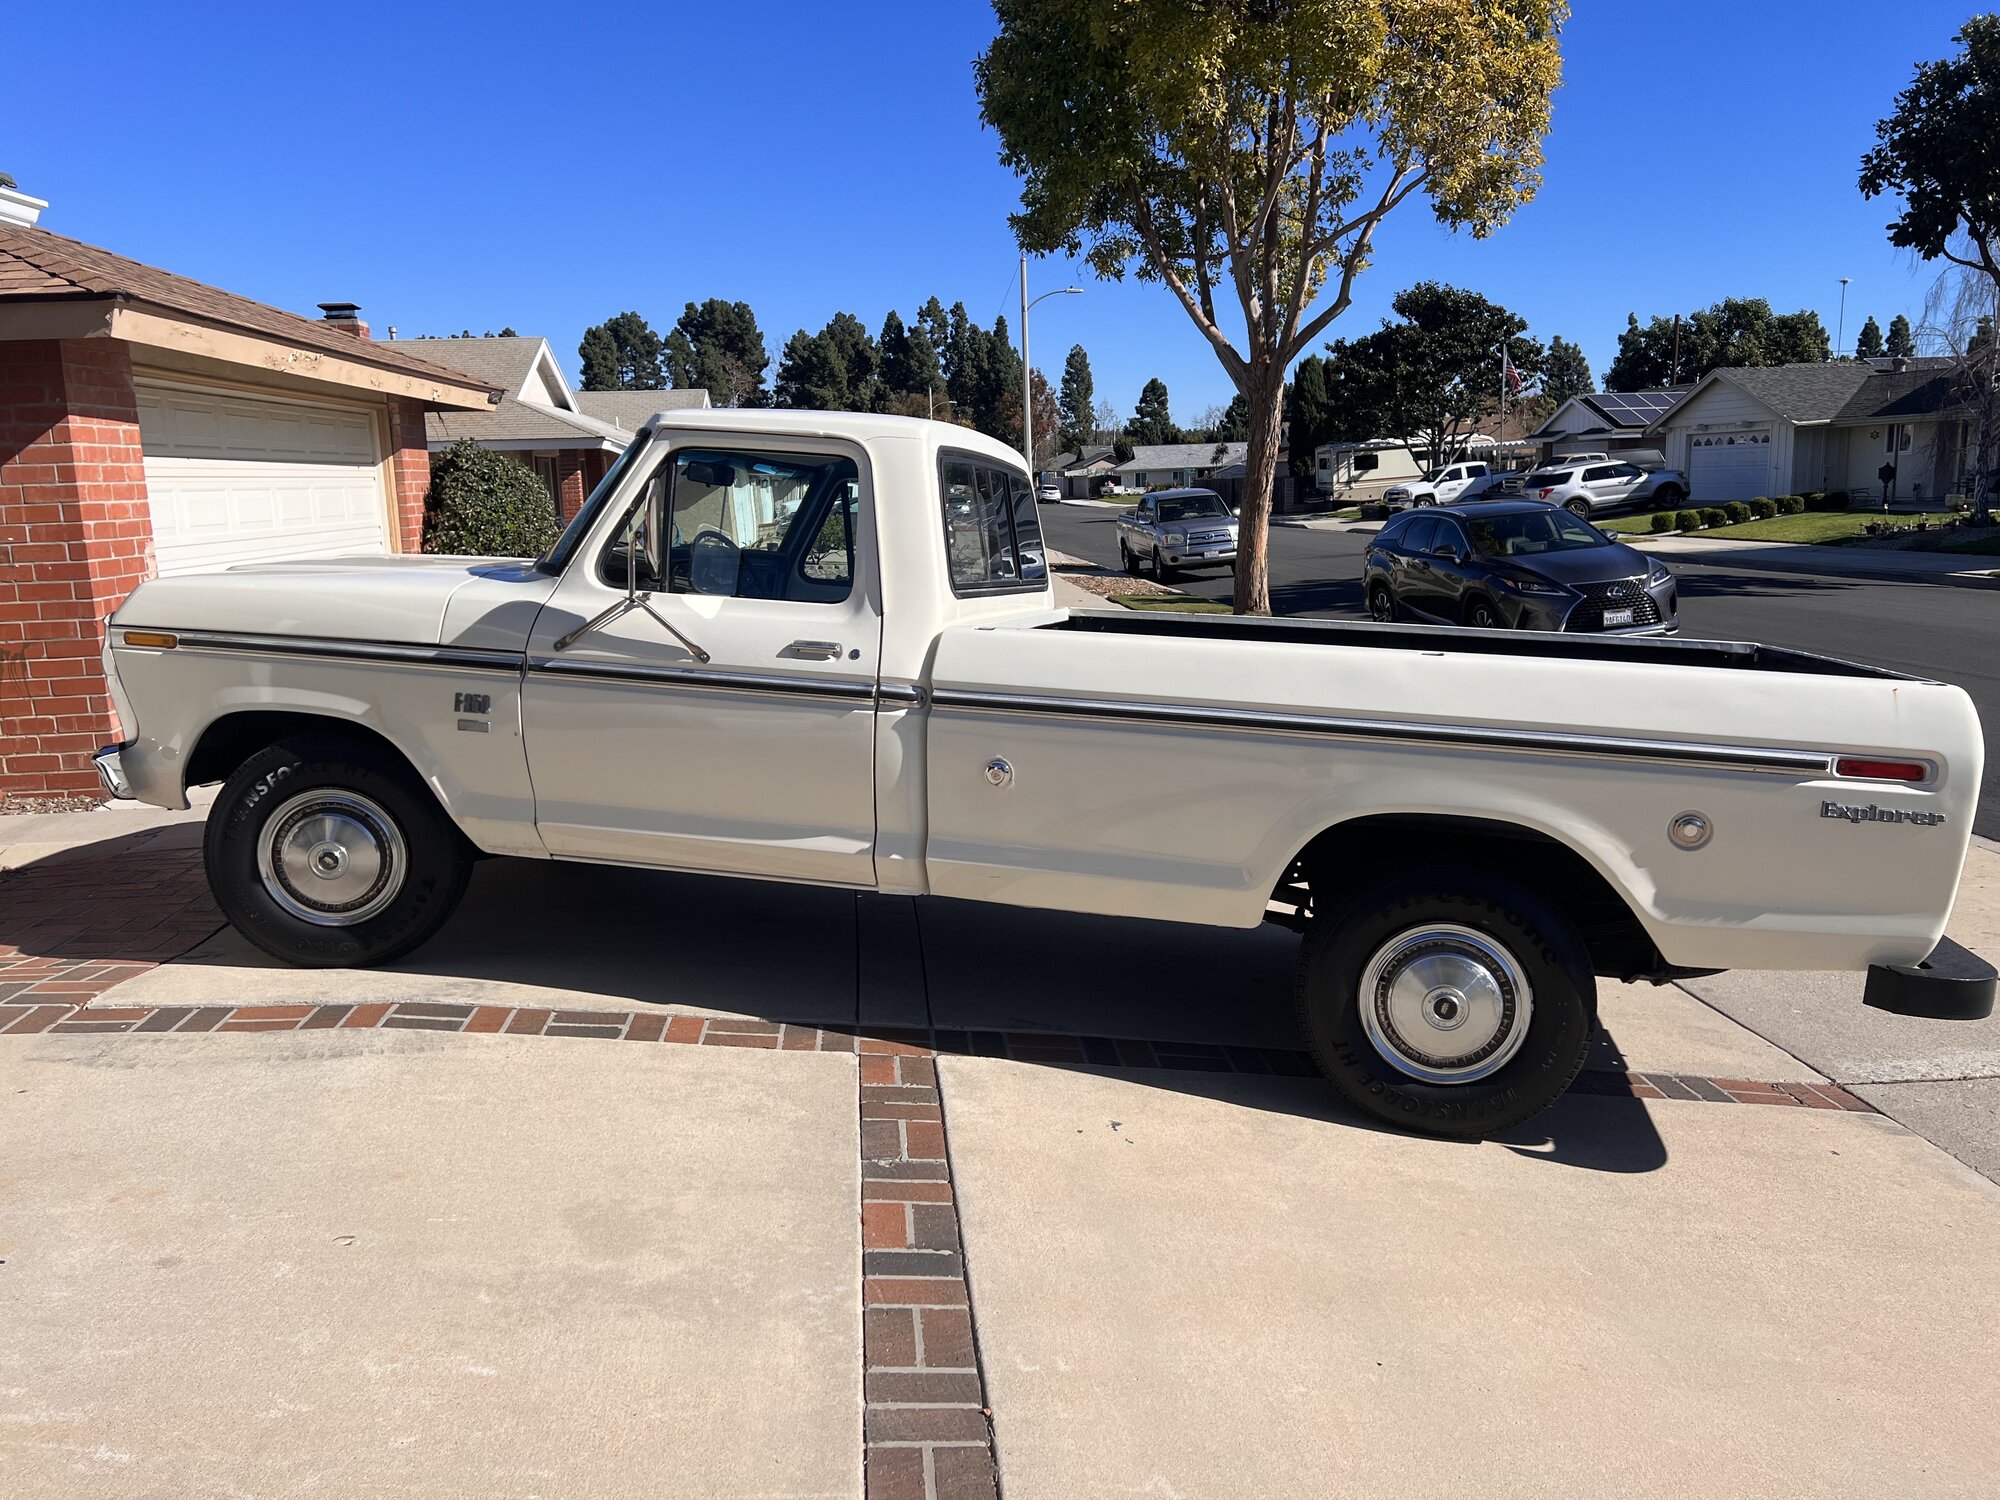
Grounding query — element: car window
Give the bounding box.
[1433,519,1468,555]
[1527,469,1571,487]
[597,446,857,602]
[1613,463,1645,479]
[1402,516,1438,553]
[940,455,1046,596]
[1582,464,1622,483]
[1463,508,1610,559]
[1376,513,1413,544]
[1157,493,1229,521]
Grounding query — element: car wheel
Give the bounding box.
[1465,596,1502,629]
[1564,499,1592,521]
[1295,872,1596,1139]
[1653,485,1684,509]
[1367,582,1396,622]
[1120,540,1140,576]
[204,735,473,968]
[1415,496,1435,507]
[1152,548,1175,582]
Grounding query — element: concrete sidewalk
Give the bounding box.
[1627,530,2000,582]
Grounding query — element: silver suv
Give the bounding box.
[1526,459,1689,518]
[1117,488,1238,579]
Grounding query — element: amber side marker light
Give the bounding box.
[1835,757,1928,783]
[121,631,178,649]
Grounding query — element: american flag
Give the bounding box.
[1502,352,1524,395]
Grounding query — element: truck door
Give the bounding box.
[521,438,883,886]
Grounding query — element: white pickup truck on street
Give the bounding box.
[96,410,1994,1136]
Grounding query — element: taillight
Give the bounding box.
[1537,488,1554,499]
[1835,757,1929,783]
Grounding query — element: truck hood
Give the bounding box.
[111,554,562,652]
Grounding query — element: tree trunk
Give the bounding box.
[1233,363,1285,616]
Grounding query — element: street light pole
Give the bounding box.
[1018,255,1082,482]
[1837,277,1852,360]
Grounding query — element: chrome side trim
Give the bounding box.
[526,656,877,704]
[877,682,928,707]
[926,687,1838,776]
[165,630,525,674]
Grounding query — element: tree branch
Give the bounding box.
[1283,163,1425,361]
[1132,190,1249,384]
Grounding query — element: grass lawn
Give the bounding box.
[1108,592,1234,613]
[1615,510,1956,544]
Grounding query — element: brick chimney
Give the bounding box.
[317,302,370,339]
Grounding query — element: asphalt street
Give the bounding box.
[1037,500,2000,839]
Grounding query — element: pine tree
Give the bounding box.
[1285,356,1336,475]
[578,312,665,391]
[1542,336,1594,403]
[1855,316,1885,359]
[1058,345,1095,453]
[661,299,770,407]
[1886,314,1916,359]
[1128,377,1179,446]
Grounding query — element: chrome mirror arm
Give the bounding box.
[552,592,711,663]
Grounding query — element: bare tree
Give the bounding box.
[1919,257,2000,523]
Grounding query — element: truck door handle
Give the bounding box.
[786,639,844,660]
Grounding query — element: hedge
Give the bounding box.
[1676,510,1702,532]
[423,440,562,557]
[1802,490,1852,512]
[1699,507,1727,529]
[1649,512,1676,533]
[1777,494,1806,514]
[1723,501,1751,524]
[1750,497,1778,520]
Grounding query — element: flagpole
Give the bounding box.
[1497,343,1507,472]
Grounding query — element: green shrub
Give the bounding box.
[1782,495,1807,514]
[1723,501,1751,524]
[423,440,562,557]
[1699,507,1727,529]
[1750,498,1778,520]
[1677,510,1702,532]
[1649,512,1675,534]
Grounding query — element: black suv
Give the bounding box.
[1363,499,1677,634]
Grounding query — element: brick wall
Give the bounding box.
[385,398,431,552]
[556,449,587,522]
[0,339,154,804]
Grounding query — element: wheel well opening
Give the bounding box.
[183,712,411,794]
[1272,814,1674,983]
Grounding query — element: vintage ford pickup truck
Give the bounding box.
[95,409,1993,1136]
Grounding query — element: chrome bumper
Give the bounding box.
[93,743,134,800]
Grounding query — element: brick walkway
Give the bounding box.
[0,843,1878,1498]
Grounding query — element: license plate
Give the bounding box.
[1603,607,1635,627]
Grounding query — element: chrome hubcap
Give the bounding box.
[1358,923,1533,1083]
[256,790,407,927]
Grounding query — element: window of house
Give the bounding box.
[531,455,559,509]
[939,454,1047,596]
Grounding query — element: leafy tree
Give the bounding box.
[998,367,1063,463]
[423,441,561,557]
[1112,436,1135,464]
[773,311,882,411]
[979,0,1564,614]
[1887,313,1916,359]
[1855,316,1885,359]
[1127,377,1181,446]
[1285,354,1338,476]
[1323,283,1542,468]
[1605,299,1829,390]
[1543,335,1594,404]
[1210,392,1251,443]
[578,311,665,391]
[880,309,943,407]
[498,326,518,338]
[1058,344,1096,451]
[664,299,769,407]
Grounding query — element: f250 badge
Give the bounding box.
[1822,800,1945,827]
[453,691,492,733]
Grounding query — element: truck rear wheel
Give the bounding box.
[1295,873,1595,1139]
[204,736,473,969]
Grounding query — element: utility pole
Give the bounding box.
[1671,314,1682,386]
[1837,278,1852,361]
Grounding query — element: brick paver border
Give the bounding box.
[0,1000,1879,1115]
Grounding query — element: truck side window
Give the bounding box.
[597,447,857,603]
[940,455,1046,596]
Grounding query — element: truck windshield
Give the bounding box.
[1157,493,1229,521]
[536,432,651,575]
[1463,509,1609,558]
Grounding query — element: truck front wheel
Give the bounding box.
[205,737,473,968]
[1296,874,1595,1139]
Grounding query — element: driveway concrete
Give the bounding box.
[941,1056,2000,1500]
[0,1031,860,1500]
[1852,1077,2000,1182]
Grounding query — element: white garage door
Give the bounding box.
[137,385,390,575]
[1688,431,1773,504]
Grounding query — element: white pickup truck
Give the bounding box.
[95,410,1993,1137]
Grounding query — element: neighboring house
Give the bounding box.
[1042,443,1116,498]
[1117,442,1248,490]
[0,204,496,805]
[1646,358,1973,505]
[1530,389,1686,465]
[393,335,709,520]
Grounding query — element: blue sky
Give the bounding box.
[5,0,1976,424]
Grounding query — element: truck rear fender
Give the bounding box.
[1275,812,1679,983]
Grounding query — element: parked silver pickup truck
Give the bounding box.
[95,410,1993,1137]
[1115,487,1239,579]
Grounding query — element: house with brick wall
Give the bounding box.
[0,207,498,807]
[389,335,708,521]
